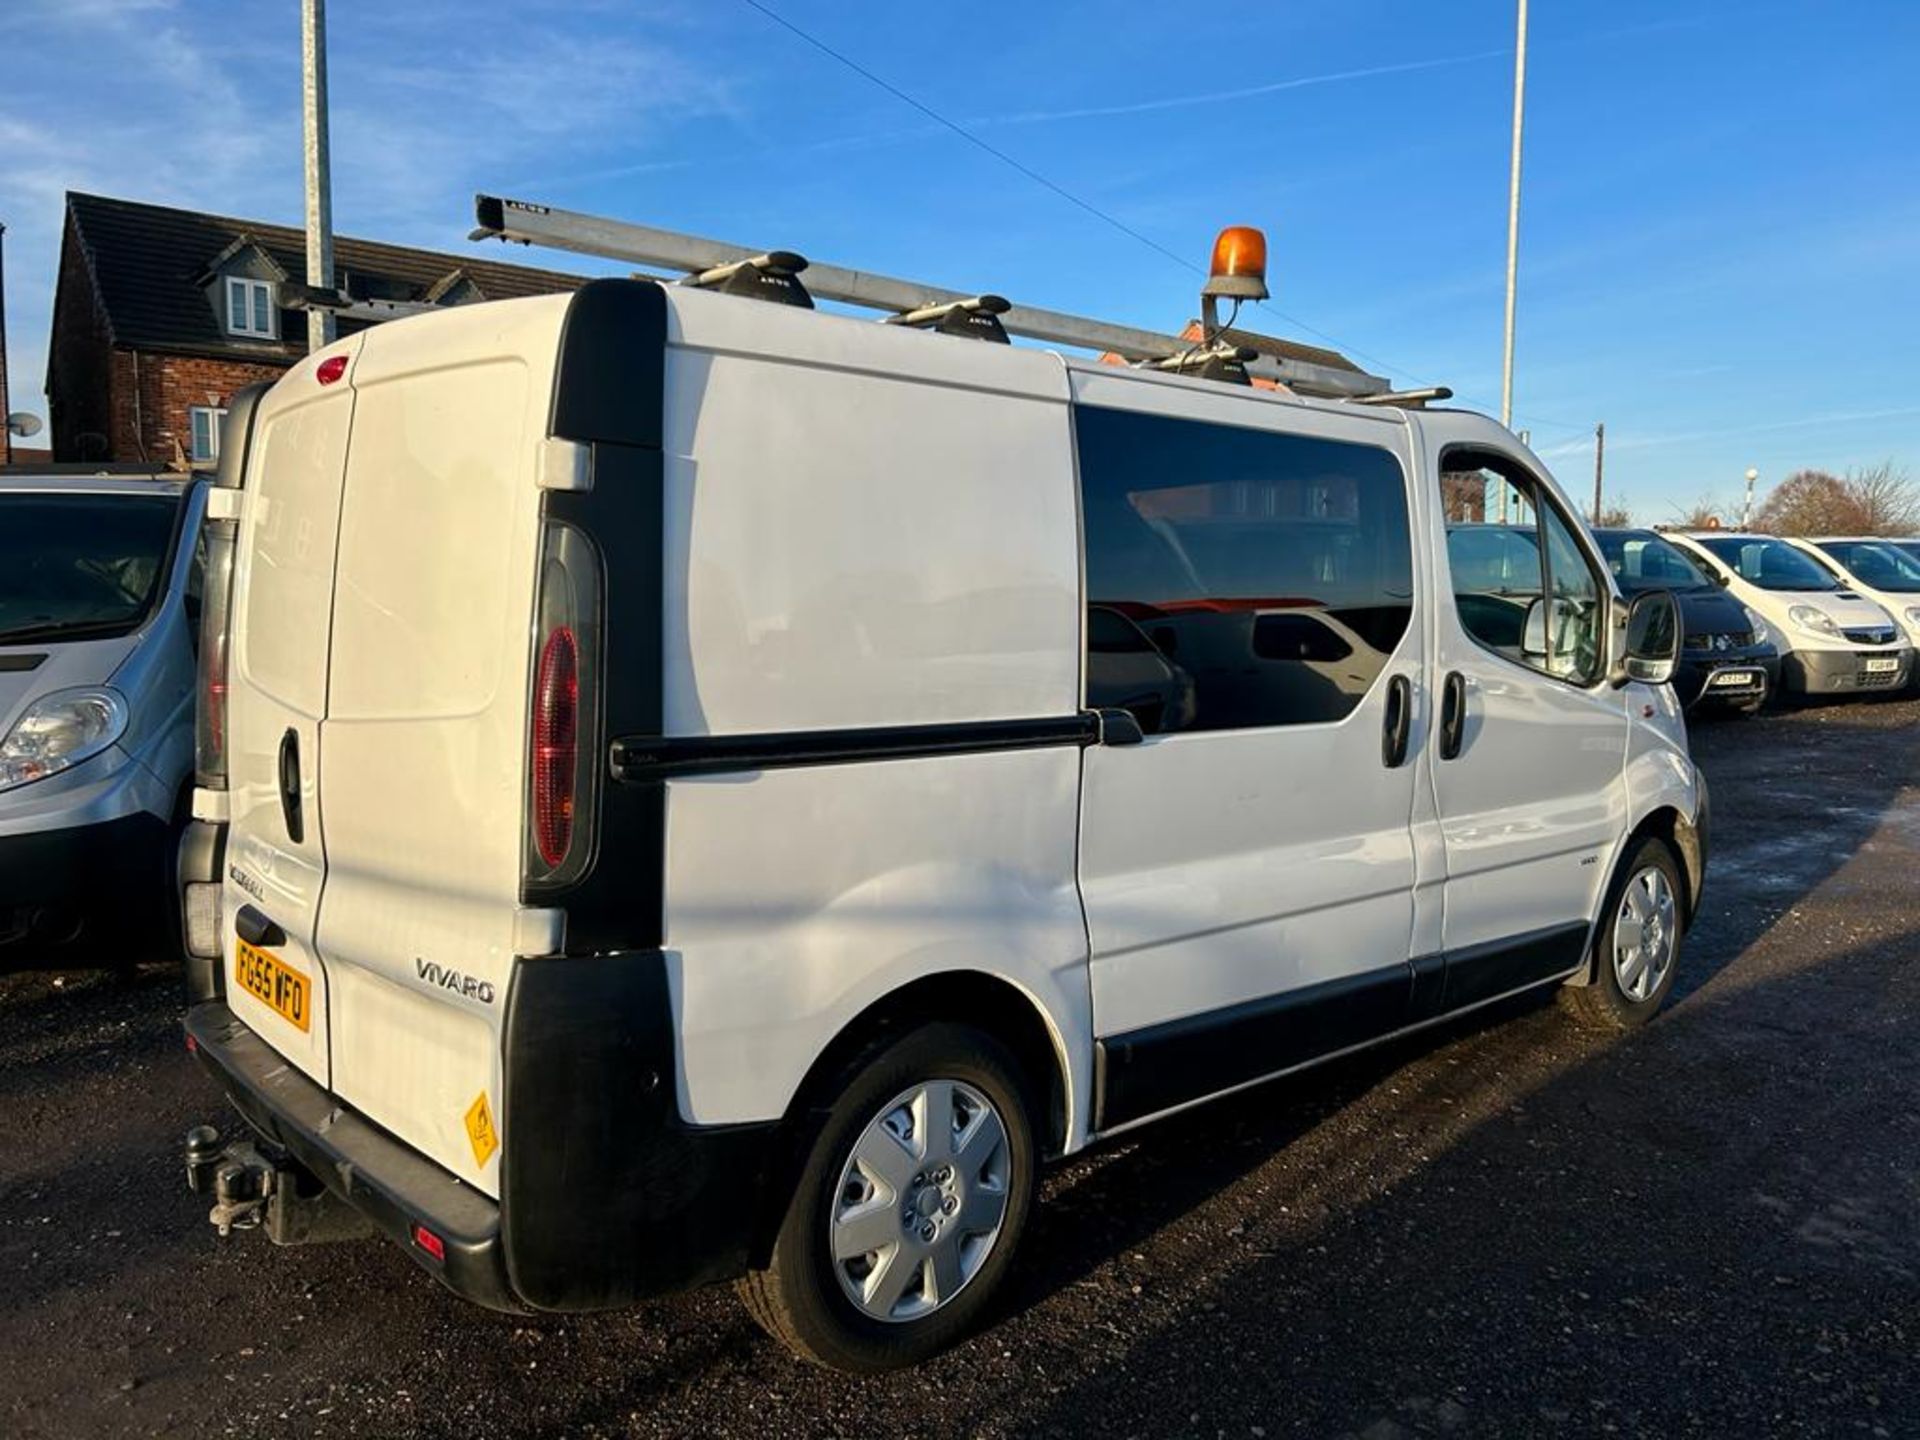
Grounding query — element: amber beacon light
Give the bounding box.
[1203,226,1270,301]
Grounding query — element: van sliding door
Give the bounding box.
[1072,376,1427,1131]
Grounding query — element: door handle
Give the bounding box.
[1439,671,1467,761]
[277,728,305,845]
[1380,674,1412,768]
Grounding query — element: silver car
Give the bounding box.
[0,471,205,963]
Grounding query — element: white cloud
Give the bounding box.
[0,2,722,422]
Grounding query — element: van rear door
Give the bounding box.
[221,344,361,1086]
[312,302,560,1194]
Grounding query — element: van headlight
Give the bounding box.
[1743,607,1771,646]
[0,688,129,792]
[1905,605,1920,628]
[1787,605,1842,639]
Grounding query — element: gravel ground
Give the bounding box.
[2,698,1916,1439]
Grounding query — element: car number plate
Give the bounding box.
[1864,657,1899,674]
[235,938,311,1032]
[1710,669,1759,687]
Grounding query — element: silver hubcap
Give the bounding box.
[829,1079,1010,1323]
[1614,865,1678,1002]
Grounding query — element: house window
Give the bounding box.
[225,277,275,338]
[189,406,227,463]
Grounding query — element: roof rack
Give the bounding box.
[468,194,1399,401]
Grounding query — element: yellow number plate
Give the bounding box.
[235,938,311,1033]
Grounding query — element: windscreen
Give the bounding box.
[1814,540,1920,593]
[0,492,181,644]
[1692,536,1840,592]
[1594,531,1712,592]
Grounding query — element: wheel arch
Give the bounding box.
[745,969,1072,1270]
[781,970,1071,1157]
[1577,803,1702,985]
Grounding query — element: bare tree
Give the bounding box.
[1595,503,1633,528]
[1845,462,1920,535]
[1753,470,1857,534]
[1668,494,1730,529]
[1746,462,1917,535]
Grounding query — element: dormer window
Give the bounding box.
[225,276,276,338]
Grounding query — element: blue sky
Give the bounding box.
[3,0,1916,518]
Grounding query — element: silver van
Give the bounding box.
[0,472,204,961]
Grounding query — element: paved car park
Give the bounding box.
[2,698,1916,1439]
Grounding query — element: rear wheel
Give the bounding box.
[737,1023,1038,1372]
[1561,836,1685,1030]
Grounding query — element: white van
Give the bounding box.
[1,472,204,962]
[178,277,1702,1371]
[1665,531,1912,697]
[1787,537,1920,661]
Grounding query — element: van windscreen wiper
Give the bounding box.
[0,617,139,647]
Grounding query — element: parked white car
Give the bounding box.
[178,277,1703,1371]
[1665,531,1912,697]
[1787,537,1920,658]
[1,472,204,962]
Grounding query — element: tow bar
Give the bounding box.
[183,1125,371,1245]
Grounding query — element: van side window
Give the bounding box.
[1441,453,1605,685]
[1075,406,1415,733]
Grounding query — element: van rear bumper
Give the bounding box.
[184,1001,519,1312]
[187,949,783,1314]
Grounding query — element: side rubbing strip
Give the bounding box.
[608,714,1101,783]
[1092,921,1593,1133]
[1095,964,1412,1131]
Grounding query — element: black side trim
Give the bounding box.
[530,278,667,950]
[185,1003,516,1311]
[1095,963,1412,1131]
[0,653,46,672]
[213,383,269,490]
[500,951,778,1309]
[609,714,1100,784]
[1094,921,1593,1132]
[549,278,666,450]
[1438,920,1589,1012]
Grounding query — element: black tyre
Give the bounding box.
[737,1022,1038,1372]
[1561,835,1685,1030]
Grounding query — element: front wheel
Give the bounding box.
[1561,836,1685,1030]
[737,1023,1038,1372]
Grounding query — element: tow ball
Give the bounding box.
[183,1125,371,1245]
[185,1124,275,1235]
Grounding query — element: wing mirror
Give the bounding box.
[1617,589,1679,685]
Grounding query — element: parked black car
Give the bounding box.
[1593,528,1779,712]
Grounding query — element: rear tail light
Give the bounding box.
[531,626,578,867]
[524,521,602,888]
[194,514,238,789]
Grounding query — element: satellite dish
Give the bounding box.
[7,412,43,438]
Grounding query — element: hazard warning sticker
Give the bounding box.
[464,1092,499,1168]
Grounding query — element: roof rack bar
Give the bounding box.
[470,194,1390,399]
[282,281,441,323]
[1348,386,1454,409]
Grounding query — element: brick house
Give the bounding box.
[46,193,585,465]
